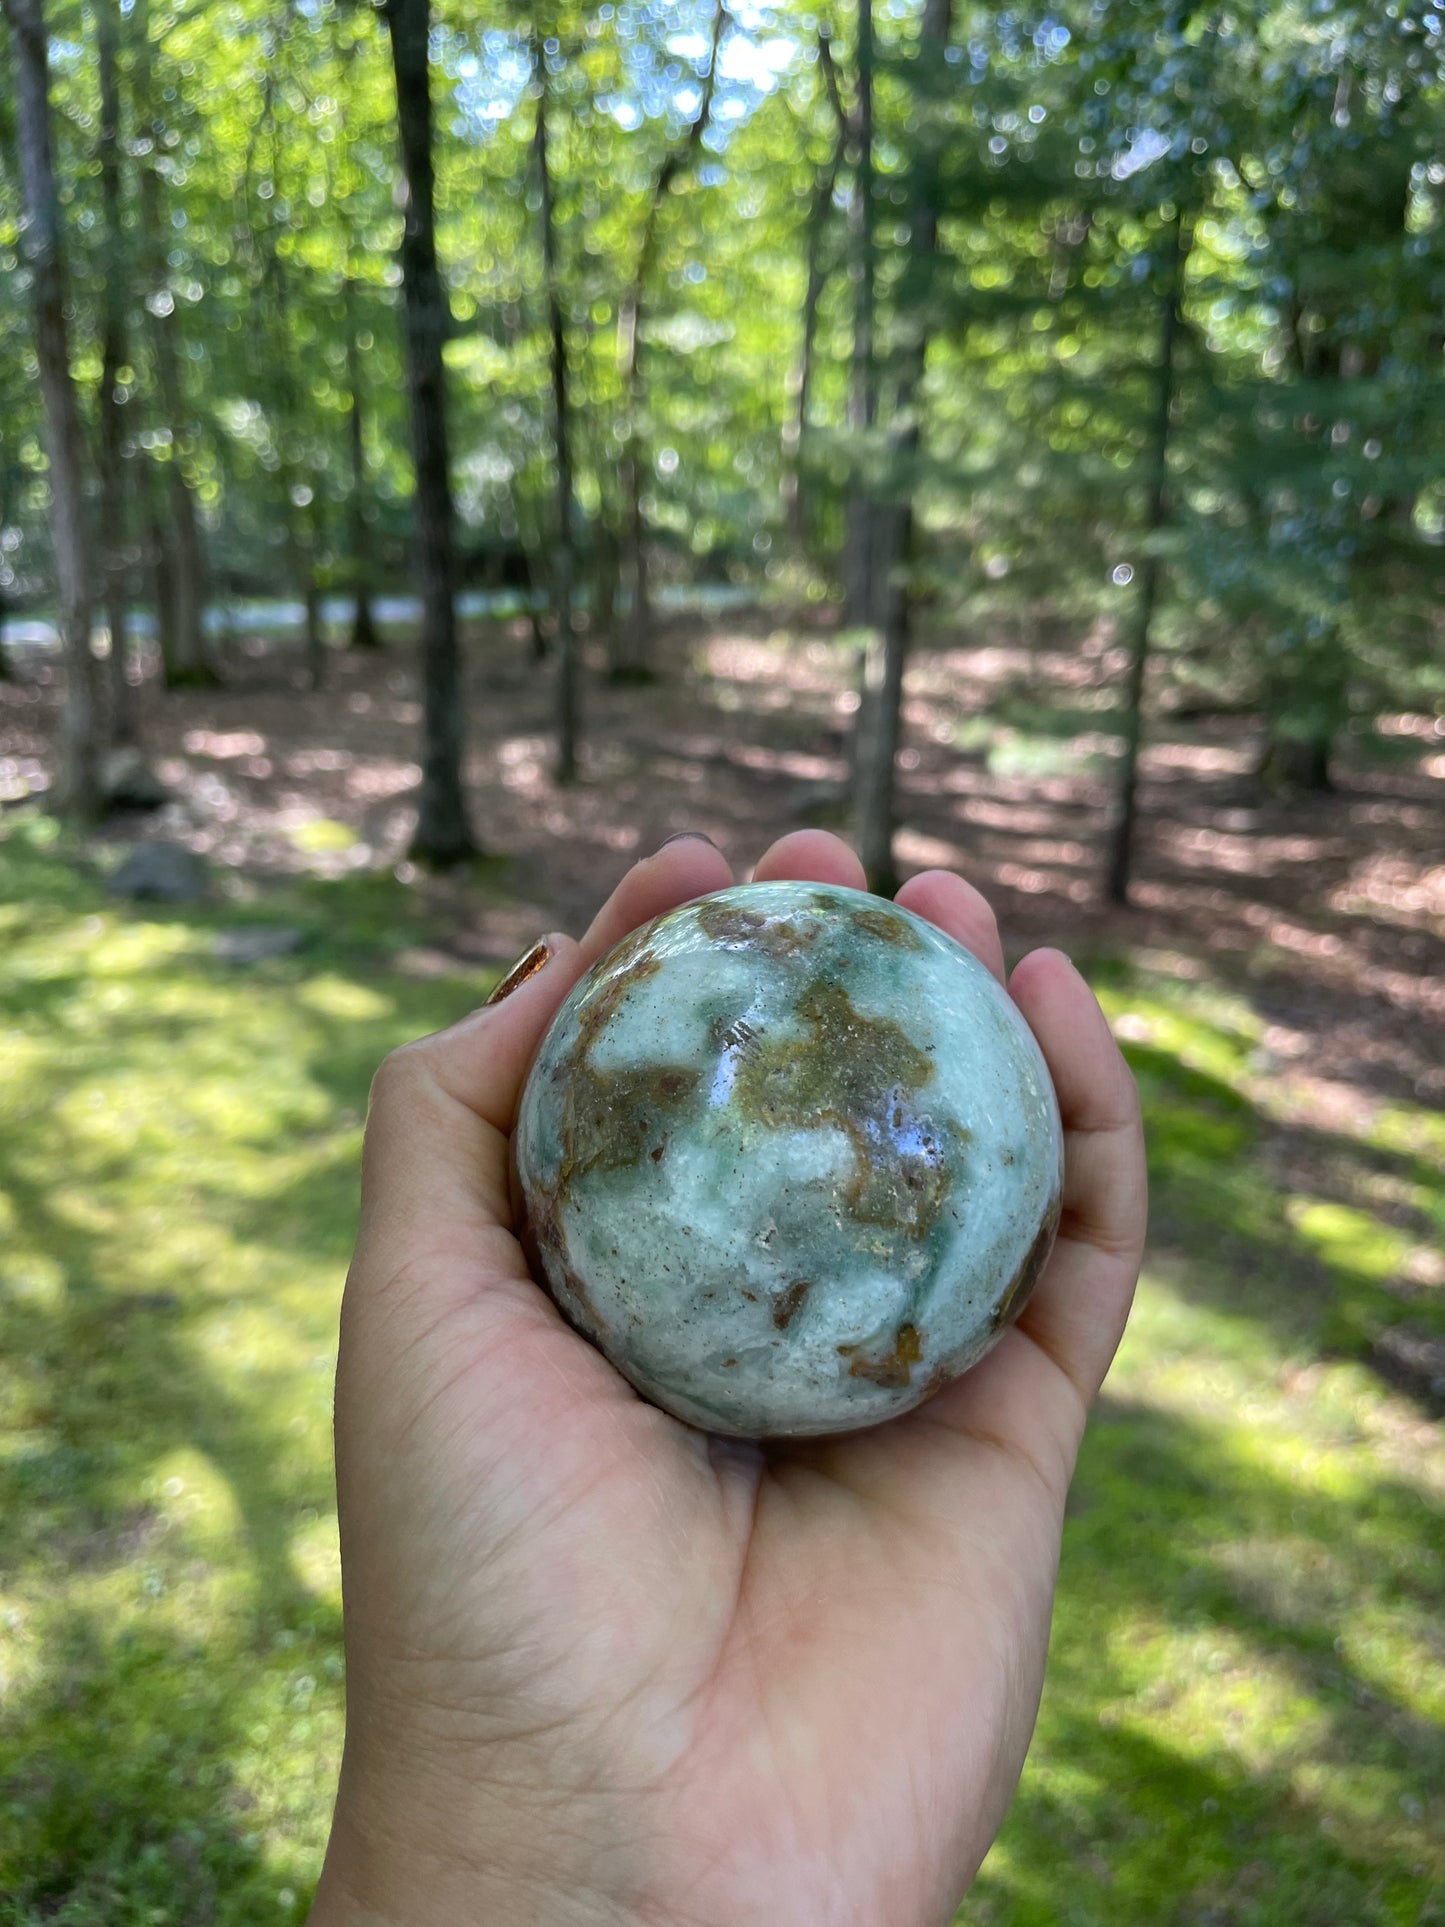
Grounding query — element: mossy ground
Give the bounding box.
[0,814,1439,1925]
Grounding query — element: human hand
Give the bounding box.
[309,830,1146,1927]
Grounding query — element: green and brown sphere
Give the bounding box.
[514,882,1063,1438]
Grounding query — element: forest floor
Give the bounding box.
[1,611,1442,1924]
[4,604,1442,1099]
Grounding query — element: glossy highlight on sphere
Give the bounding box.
[513,882,1064,1438]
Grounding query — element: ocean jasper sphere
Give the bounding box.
[513,881,1063,1438]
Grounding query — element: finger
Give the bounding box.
[774,942,1144,1544]
[749,828,867,890]
[1008,949,1146,1260]
[356,834,735,1292]
[580,832,733,965]
[356,934,587,1286]
[1004,948,1146,1403]
[848,948,1144,1503]
[894,869,1006,982]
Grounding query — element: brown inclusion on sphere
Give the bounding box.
[838,1321,924,1389]
[728,977,954,1244]
[850,905,925,950]
[528,929,702,1326]
[990,1189,1062,1330]
[695,899,826,962]
[550,935,702,1189]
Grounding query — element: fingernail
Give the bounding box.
[658,830,720,852]
[485,936,555,1006]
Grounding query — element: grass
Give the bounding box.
[0,819,487,1922]
[967,973,1445,1927]
[0,815,1440,1924]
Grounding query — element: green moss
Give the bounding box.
[960,957,1444,1927]
[0,821,489,1923]
[0,823,1439,1925]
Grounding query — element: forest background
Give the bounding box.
[1,0,1442,1920]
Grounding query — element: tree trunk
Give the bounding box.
[0,440,10,678]
[1105,210,1191,907]
[385,0,476,863]
[611,0,725,680]
[256,64,325,693]
[96,0,138,748]
[851,0,951,892]
[303,499,325,692]
[4,0,100,816]
[0,398,12,681]
[334,27,381,654]
[269,406,323,696]
[345,275,381,648]
[146,474,178,675]
[782,116,842,558]
[852,508,912,893]
[1259,732,1333,792]
[592,514,619,646]
[134,0,210,684]
[842,0,878,628]
[0,398,15,680]
[271,387,324,692]
[534,56,580,783]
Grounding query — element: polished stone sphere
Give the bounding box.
[513,882,1063,1438]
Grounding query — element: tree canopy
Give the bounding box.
[1,0,1441,869]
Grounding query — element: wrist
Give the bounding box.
[308,1747,643,1927]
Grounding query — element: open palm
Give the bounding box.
[310,831,1146,1927]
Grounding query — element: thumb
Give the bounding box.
[352,933,586,1297]
[347,833,737,1325]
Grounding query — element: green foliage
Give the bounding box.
[1,821,1440,1922]
[1,0,1438,749]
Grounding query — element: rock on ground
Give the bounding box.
[106,841,210,902]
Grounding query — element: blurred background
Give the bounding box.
[1,0,1442,1919]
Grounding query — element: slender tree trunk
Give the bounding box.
[267,382,323,694]
[592,512,619,645]
[96,0,138,749]
[0,74,18,685]
[303,499,325,692]
[1106,210,1191,907]
[782,125,842,558]
[1,382,15,680]
[852,0,952,892]
[257,63,325,693]
[842,0,878,628]
[146,472,178,673]
[385,0,476,862]
[852,508,911,892]
[269,346,324,693]
[535,57,580,783]
[345,274,381,648]
[612,0,725,680]
[0,443,9,677]
[0,487,8,678]
[4,0,100,816]
[1260,733,1333,791]
[134,0,210,684]
[333,27,381,652]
